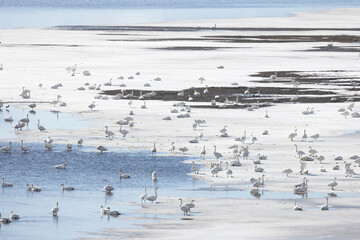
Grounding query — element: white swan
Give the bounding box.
[189,137,199,143]
[97,145,107,153]
[302,129,307,142]
[44,141,55,151]
[146,187,158,203]
[191,161,200,174]
[107,207,120,216]
[105,126,115,139]
[179,198,190,216]
[60,184,75,191]
[288,129,297,141]
[151,142,157,155]
[185,200,195,211]
[321,198,329,210]
[37,119,46,131]
[54,163,67,169]
[104,78,112,86]
[328,177,337,190]
[213,145,223,160]
[282,168,293,177]
[200,146,206,159]
[254,165,264,172]
[230,155,242,166]
[1,142,12,153]
[119,169,131,178]
[4,116,13,122]
[77,139,83,146]
[20,114,30,123]
[188,95,193,101]
[0,213,11,223]
[119,124,129,137]
[141,101,147,109]
[1,177,13,187]
[21,140,31,152]
[179,147,188,154]
[152,171,158,181]
[293,199,302,211]
[140,186,148,203]
[66,143,72,151]
[169,142,175,153]
[88,101,96,111]
[104,179,114,193]
[51,202,59,216]
[31,184,41,192]
[210,167,218,177]
[220,125,227,134]
[311,133,320,141]
[100,205,109,215]
[225,162,233,177]
[203,85,209,94]
[10,211,20,220]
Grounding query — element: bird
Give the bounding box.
[151,142,157,155]
[282,168,293,177]
[20,114,30,123]
[189,137,199,143]
[20,140,31,152]
[104,78,112,86]
[293,199,303,211]
[328,177,337,190]
[66,143,72,151]
[1,177,13,187]
[54,163,67,169]
[254,165,264,172]
[146,187,158,203]
[321,198,329,210]
[9,211,20,220]
[44,141,55,151]
[288,129,297,141]
[200,146,206,159]
[140,186,148,203]
[97,146,107,154]
[31,184,41,192]
[51,202,59,216]
[185,200,195,212]
[169,142,175,153]
[60,184,75,191]
[302,130,307,142]
[100,206,109,215]
[270,72,277,81]
[179,198,190,216]
[1,141,12,153]
[107,207,120,216]
[179,147,188,154]
[220,125,227,134]
[119,124,129,137]
[119,169,131,178]
[105,126,115,139]
[225,162,233,177]
[311,133,320,141]
[37,119,46,131]
[104,179,114,193]
[210,167,218,177]
[77,139,83,146]
[0,213,11,224]
[4,116,13,122]
[152,171,158,181]
[188,95,193,101]
[194,90,200,96]
[191,161,200,174]
[213,145,223,160]
[88,101,96,111]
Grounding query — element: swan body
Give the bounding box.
[191,161,200,174]
[321,198,329,210]
[213,145,223,160]
[146,187,158,203]
[185,200,195,211]
[54,163,67,169]
[152,171,158,181]
[104,179,114,193]
[105,126,115,138]
[210,167,218,177]
[119,169,131,178]
[31,184,41,192]
[179,198,190,216]
[225,162,233,177]
[1,142,12,153]
[151,142,157,154]
[254,165,264,172]
[328,177,337,190]
[77,139,83,146]
[10,211,20,220]
[119,125,129,137]
[21,140,31,152]
[140,186,147,203]
[20,114,30,123]
[37,119,46,131]
[107,207,120,216]
[4,116,13,122]
[2,177,13,187]
[293,199,303,211]
[179,147,188,154]
[288,129,297,141]
[97,146,107,153]
[60,184,75,190]
[0,213,11,223]
[88,101,96,111]
[51,202,59,216]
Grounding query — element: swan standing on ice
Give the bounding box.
[185,200,195,212]
[1,142,12,153]
[328,177,337,190]
[213,145,223,160]
[54,163,67,169]
[51,202,59,216]
[20,114,30,123]
[2,177,13,187]
[321,197,329,210]
[293,199,302,211]
[105,126,115,139]
[21,140,31,152]
[151,142,157,155]
[302,130,307,142]
[152,171,158,181]
[288,129,297,141]
[60,184,75,191]
[97,146,107,153]
[37,119,46,131]
[104,179,114,193]
[146,187,158,203]
[10,211,20,220]
[88,101,96,111]
[140,186,148,203]
[169,142,175,153]
[191,161,200,174]
[225,162,233,177]
[282,168,293,177]
[178,198,190,216]
[179,147,188,154]
[119,169,131,178]
[200,146,206,159]
[77,139,83,146]
[119,124,129,137]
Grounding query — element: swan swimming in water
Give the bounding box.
[104,179,114,193]
[152,171,158,181]
[60,184,75,191]
[119,169,131,178]
[0,213,11,223]
[10,211,20,220]
[20,140,31,152]
[2,177,13,187]
[54,163,67,169]
[1,142,12,153]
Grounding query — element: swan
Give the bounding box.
[302,130,307,142]
[213,145,223,160]
[88,101,96,111]
[141,101,147,109]
[294,178,308,193]
[152,171,158,181]
[254,165,264,172]
[203,85,209,94]
[119,124,129,137]
[185,200,195,211]
[179,147,188,154]
[26,184,32,191]
[20,114,30,123]
[51,202,59,216]
[240,131,247,143]
[151,142,157,155]
[104,78,112,86]
[308,146,318,156]
[119,169,131,178]
[194,90,200,97]
[188,95,193,101]
[321,197,329,210]
[66,143,72,151]
[198,132,203,140]
[270,71,277,80]
[210,167,218,177]
[100,205,109,215]
[179,198,190,216]
[293,199,303,211]
[328,177,337,190]
[107,207,120,216]
[253,179,262,190]
[230,155,241,166]
[146,187,158,203]
[225,162,233,177]
[177,90,185,97]
[1,177,13,187]
[140,186,148,203]
[20,140,31,152]
[191,161,200,174]
[54,163,67,169]
[200,145,206,159]
[60,184,75,190]
[31,184,41,192]
[10,211,20,220]
[169,142,175,153]
[311,133,320,141]
[220,125,227,134]
[37,119,46,131]
[189,137,199,143]
[0,213,11,223]
[282,168,293,177]
[288,129,297,141]
[97,145,107,153]
[105,126,115,139]
[44,141,55,151]
[29,103,36,111]
[104,179,114,193]
[4,116,13,122]
[77,139,83,146]
[302,107,310,115]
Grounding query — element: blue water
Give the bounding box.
[1,0,360,29]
